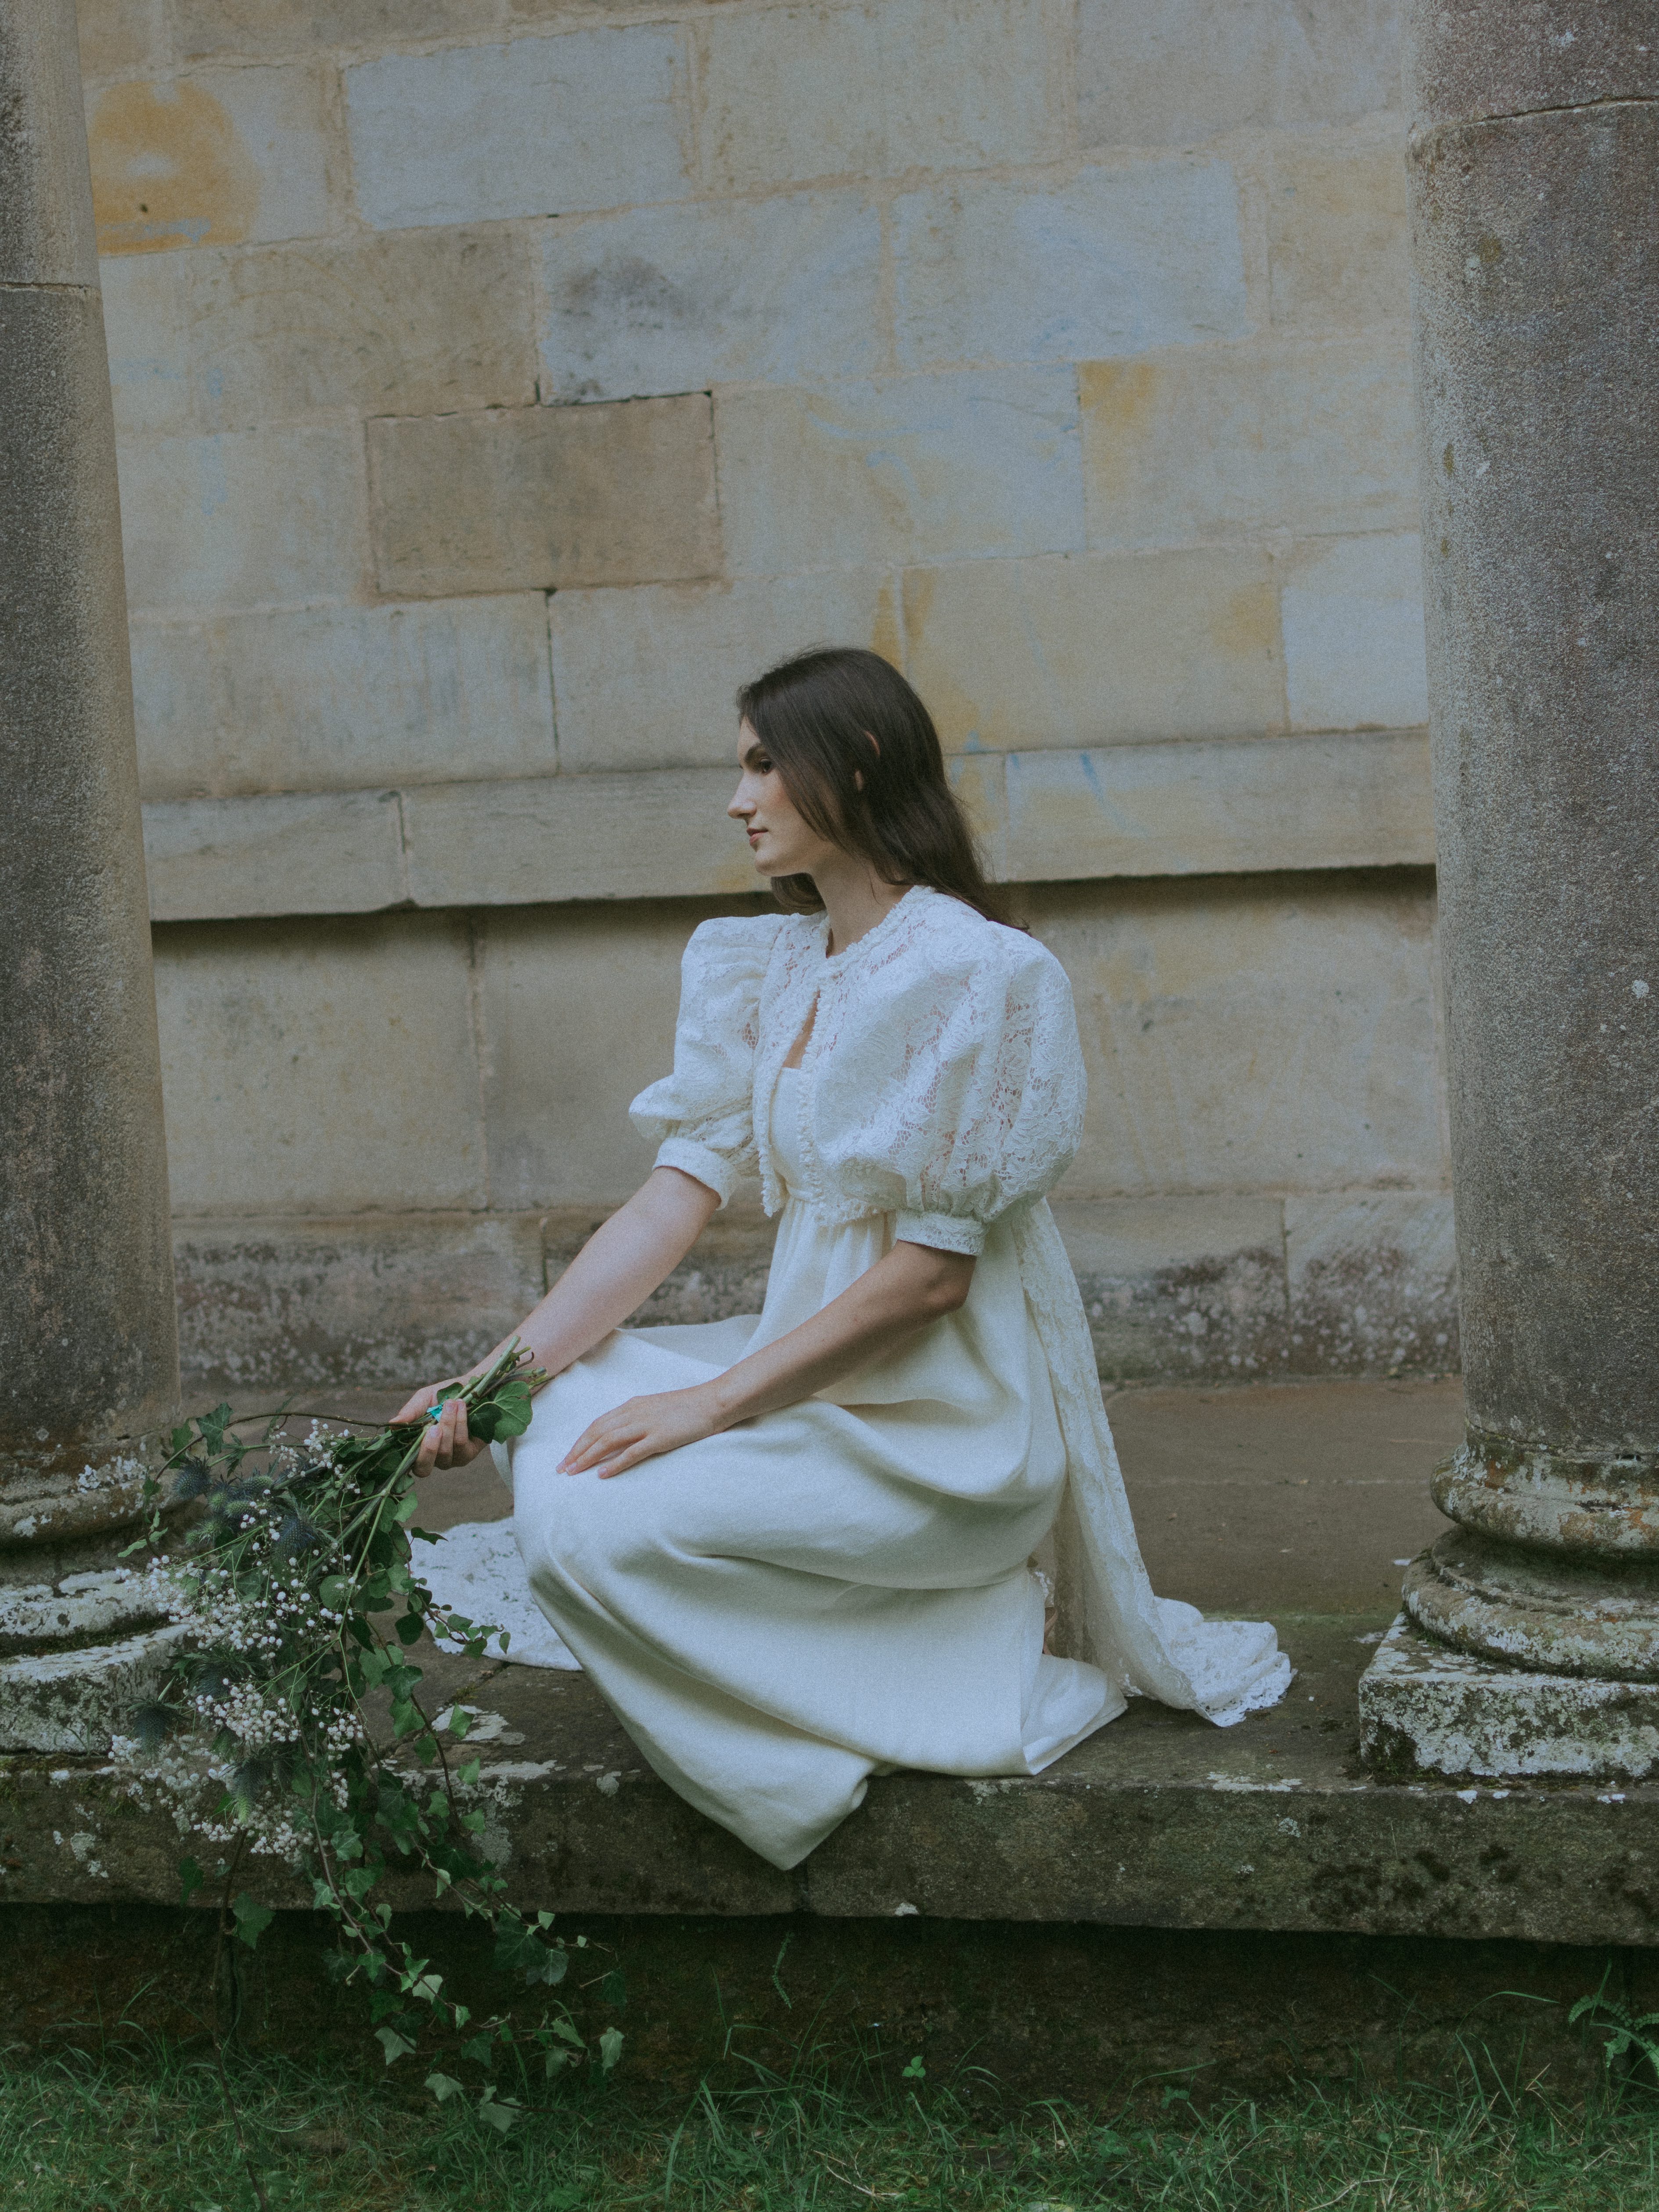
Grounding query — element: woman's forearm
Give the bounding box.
[703,1239,973,1427]
[483,1166,720,1384]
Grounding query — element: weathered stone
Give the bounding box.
[893,160,1247,370]
[1267,128,1410,332]
[1361,1614,1659,1784]
[101,227,538,437]
[539,189,882,403]
[1404,1534,1659,1682]
[1410,0,1659,126]
[1052,1195,1289,1381]
[903,549,1284,752]
[0,1626,186,1756]
[1078,0,1404,149]
[174,1213,547,1394]
[693,0,1067,194]
[76,0,161,83]
[370,396,719,597]
[118,423,367,612]
[1080,338,1417,550]
[173,0,495,62]
[1029,875,1443,1200]
[1285,1191,1457,1377]
[1003,731,1433,882]
[2,0,181,1756]
[716,369,1084,575]
[345,26,691,229]
[153,913,486,1212]
[5,0,101,282]
[1432,1432,1659,1561]
[142,790,407,921]
[87,65,338,254]
[477,901,756,1209]
[401,772,756,910]
[1282,533,1428,732]
[130,596,554,797]
[549,574,898,773]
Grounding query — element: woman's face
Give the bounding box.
[729,721,842,881]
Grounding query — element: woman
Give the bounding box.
[396,649,1288,1870]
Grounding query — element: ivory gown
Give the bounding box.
[484,889,1289,1871]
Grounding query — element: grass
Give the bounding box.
[4,2033,1659,2212]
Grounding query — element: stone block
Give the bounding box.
[101,227,538,438]
[1028,873,1443,1198]
[902,550,1285,753]
[477,903,749,1209]
[172,0,493,61]
[174,1213,547,1394]
[130,596,555,797]
[87,65,337,255]
[370,396,719,597]
[1080,338,1417,550]
[1004,730,1434,882]
[155,912,485,1213]
[77,0,161,81]
[402,772,757,907]
[1286,1191,1457,1376]
[1268,129,1410,332]
[143,789,406,919]
[1078,0,1404,149]
[118,423,366,612]
[694,0,1066,194]
[538,189,882,403]
[893,160,1248,371]
[345,26,690,229]
[549,574,899,773]
[1282,533,1428,731]
[1360,1615,1659,1783]
[717,369,1083,576]
[543,1203,775,1331]
[1050,1195,1289,1381]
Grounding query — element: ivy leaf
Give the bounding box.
[598,2027,624,2074]
[375,2027,416,2066]
[395,1611,425,1647]
[231,1894,274,1949]
[425,2072,464,2103]
[475,2091,521,2134]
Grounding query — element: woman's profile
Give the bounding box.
[394,648,1288,1871]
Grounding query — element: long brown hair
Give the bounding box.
[734,647,1011,926]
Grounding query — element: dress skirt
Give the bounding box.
[504,1069,1115,1870]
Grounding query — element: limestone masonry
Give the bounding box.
[75,0,1447,1389]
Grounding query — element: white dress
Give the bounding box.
[497,888,1290,1870]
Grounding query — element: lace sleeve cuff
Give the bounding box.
[893,1209,987,1258]
[654,1137,737,1208]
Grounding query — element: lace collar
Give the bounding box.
[816,885,932,978]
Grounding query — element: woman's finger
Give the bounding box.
[391,1385,435,1427]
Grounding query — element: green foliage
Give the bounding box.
[1570,1981,1659,2081]
[122,1341,618,2130]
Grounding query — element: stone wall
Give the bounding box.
[75,0,1452,1391]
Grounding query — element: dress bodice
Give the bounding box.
[769,1066,804,1197]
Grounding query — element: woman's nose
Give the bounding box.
[728,784,752,820]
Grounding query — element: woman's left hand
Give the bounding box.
[558,1386,727,1479]
[559,1389,725,1478]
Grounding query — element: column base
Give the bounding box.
[1358,1614,1659,1782]
[0,1621,186,1754]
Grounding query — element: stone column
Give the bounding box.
[1360,0,1659,1777]
[0,0,183,1748]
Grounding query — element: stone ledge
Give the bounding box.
[141,730,1434,923]
[7,1615,1659,1946]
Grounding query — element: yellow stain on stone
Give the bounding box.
[1076,359,1160,502]
[870,576,902,671]
[90,80,260,254]
[1211,579,1284,688]
[900,570,986,754]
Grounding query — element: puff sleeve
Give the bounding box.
[812,927,1086,1255]
[628,917,784,1208]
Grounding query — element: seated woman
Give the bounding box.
[396,648,1288,1870]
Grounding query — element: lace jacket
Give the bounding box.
[630,887,1290,1729]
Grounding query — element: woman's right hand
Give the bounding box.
[390,1380,490,1476]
